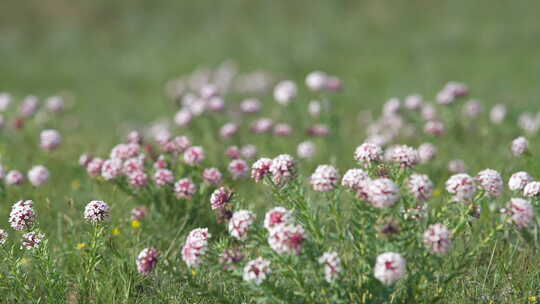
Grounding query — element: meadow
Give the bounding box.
[1,1,540,303]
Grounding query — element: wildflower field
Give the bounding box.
[2,1,540,303]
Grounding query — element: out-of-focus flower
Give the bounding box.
[388,145,419,167]
[268,224,306,255]
[136,247,159,275]
[21,231,45,250]
[446,174,476,202]
[374,252,407,286]
[476,169,503,197]
[228,159,249,179]
[128,171,148,188]
[153,169,174,187]
[274,80,297,105]
[264,207,294,231]
[27,165,50,187]
[86,158,104,177]
[127,131,142,144]
[418,143,437,164]
[424,120,445,136]
[243,257,271,285]
[228,210,256,241]
[226,146,241,159]
[407,174,433,202]
[220,123,238,139]
[318,251,342,283]
[382,98,400,116]
[341,168,369,190]
[162,136,191,153]
[101,159,123,180]
[490,104,507,124]
[250,118,273,134]
[368,178,400,208]
[308,100,321,117]
[404,94,423,110]
[174,109,192,127]
[274,123,293,136]
[131,206,148,221]
[511,136,529,157]
[5,170,25,185]
[202,168,222,185]
[210,187,233,210]
[310,165,340,192]
[40,129,62,152]
[421,103,438,121]
[422,224,451,255]
[9,200,35,231]
[79,153,93,167]
[462,100,483,118]
[0,229,7,245]
[174,178,197,199]
[0,93,11,111]
[297,141,316,159]
[505,198,533,228]
[45,96,64,113]
[184,146,205,166]
[524,181,540,198]
[240,98,261,114]
[83,200,111,223]
[241,145,257,159]
[20,96,39,117]
[448,159,467,173]
[219,247,244,270]
[305,71,328,91]
[308,124,330,137]
[508,171,533,192]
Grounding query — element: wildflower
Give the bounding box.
[202,167,222,186]
[0,93,11,111]
[269,154,296,185]
[476,169,503,197]
[424,120,445,136]
[184,146,205,166]
[128,171,148,188]
[243,257,271,285]
[508,171,533,192]
[112,228,121,236]
[220,123,239,139]
[5,170,25,185]
[101,159,123,180]
[274,80,297,105]
[9,200,35,230]
[297,141,316,159]
[404,94,423,110]
[131,220,141,228]
[354,143,383,167]
[268,224,307,255]
[368,178,400,208]
[136,247,159,275]
[40,129,62,152]
[76,243,86,250]
[421,103,438,120]
[490,104,507,124]
[250,118,273,134]
[127,131,142,144]
[505,198,534,228]
[219,247,244,269]
[273,123,292,136]
[123,157,145,175]
[305,71,328,91]
[308,100,321,117]
[418,143,437,164]
[445,174,476,202]
[374,252,407,286]
[83,200,111,223]
[174,178,197,199]
[228,159,249,179]
[210,187,233,210]
[20,96,39,117]
[511,136,529,157]
[341,168,369,190]
[226,146,241,159]
[21,232,45,250]
[318,251,342,283]
[310,165,340,192]
[182,228,211,267]
[462,100,483,118]
[264,207,294,231]
[45,96,64,113]
[524,182,540,198]
[0,229,8,245]
[229,210,256,241]
[86,158,104,177]
[423,224,452,255]
[307,124,330,136]
[240,98,261,113]
[407,174,433,202]
[131,206,148,221]
[448,159,467,173]
[382,98,400,116]
[388,145,419,167]
[27,165,50,187]
[153,169,174,187]
[174,109,192,127]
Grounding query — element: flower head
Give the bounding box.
[368,178,400,208]
[181,228,211,267]
[243,257,271,285]
[511,136,529,157]
[476,169,503,197]
[269,154,296,185]
[268,224,307,255]
[228,210,256,241]
[228,159,248,179]
[374,252,407,286]
[264,207,294,231]
[318,251,342,283]
[445,174,476,202]
[524,181,540,198]
[9,200,35,231]
[27,165,50,187]
[184,146,205,166]
[423,224,452,255]
[40,129,62,151]
[0,229,7,245]
[202,167,222,186]
[174,178,197,199]
[508,171,533,192]
[21,231,45,250]
[84,200,111,223]
[407,174,433,202]
[136,247,159,275]
[310,165,340,192]
[210,187,233,210]
[354,143,383,167]
[153,169,174,187]
[505,198,534,228]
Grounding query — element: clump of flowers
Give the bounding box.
[40,129,62,152]
[368,178,400,208]
[310,165,340,192]
[269,154,295,185]
[268,224,307,255]
[407,174,433,202]
[511,136,528,157]
[181,228,211,267]
[174,178,197,199]
[374,252,407,286]
[445,174,476,202]
[9,200,35,230]
[243,257,271,285]
[210,187,233,210]
[341,168,369,190]
[264,207,294,231]
[83,200,111,223]
[318,251,342,283]
[136,247,160,275]
[523,181,540,198]
[354,143,383,167]
[423,224,452,255]
[508,171,533,192]
[251,158,272,183]
[504,198,534,228]
[228,210,256,241]
[27,165,50,187]
[21,231,45,250]
[475,169,503,197]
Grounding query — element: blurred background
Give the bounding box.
[1,0,539,132]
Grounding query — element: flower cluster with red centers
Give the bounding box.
[136,247,160,275]
[181,228,211,267]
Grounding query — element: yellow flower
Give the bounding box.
[131,220,141,228]
[529,296,538,303]
[76,243,87,250]
[112,227,121,236]
[191,269,197,276]
[71,179,81,191]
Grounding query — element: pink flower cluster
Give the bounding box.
[181,228,211,267]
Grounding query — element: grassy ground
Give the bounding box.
[1,0,540,303]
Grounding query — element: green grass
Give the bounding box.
[1,0,540,303]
